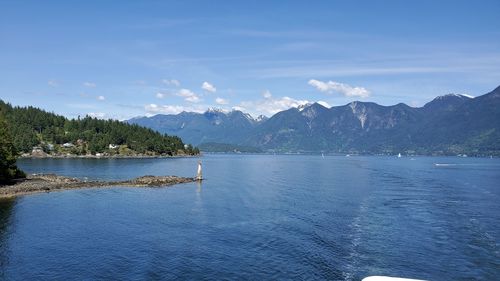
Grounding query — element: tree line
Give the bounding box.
[0,100,199,156]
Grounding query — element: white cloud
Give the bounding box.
[232,106,246,112]
[461,93,475,98]
[201,81,216,93]
[83,82,96,88]
[410,101,420,107]
[144,103,204,115]
[308,79,371,98]
[162,79,180,87]
[176,89,201,103]
[215,97,229,105]
[156,92,166,99]
[240,90,310,116]
[185,96,200,103]
[88,112,106,118]
[48,80,58,87]
[97,95,105,101]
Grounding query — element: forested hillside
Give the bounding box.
[0,100,199,156]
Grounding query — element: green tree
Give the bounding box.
[0,111,25,184]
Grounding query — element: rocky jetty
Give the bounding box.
[0,174,197,197]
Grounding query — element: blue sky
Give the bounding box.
[1,0,499,119]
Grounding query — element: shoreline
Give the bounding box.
[18,154,201,159]
[0,174,199,198]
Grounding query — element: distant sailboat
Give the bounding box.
[363,276,425,281]
[398,153,402,158]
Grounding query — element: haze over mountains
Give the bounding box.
[128,86,500,155]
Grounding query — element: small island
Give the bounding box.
[0,174,198,198]
[1,100,202,197]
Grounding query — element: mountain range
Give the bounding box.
[128,85,500,155]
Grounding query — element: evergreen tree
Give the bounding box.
[0,111,25,184]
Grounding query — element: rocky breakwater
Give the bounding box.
[0,174,198,197]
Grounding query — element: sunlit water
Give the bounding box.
[0,155,498,280]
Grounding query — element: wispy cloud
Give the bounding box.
[308,80,370,98]
[226,29,349,39]
[162,79,180,87]
[202,81,216,93]
[83,82,96,88]
[156,92,166,99]
[215,97,228,105]
[97,95,105,101]
[127,18,196,30]
[244,52,500,79]
[251,65,451,79]
[133,80,148,85]
[262,89,272,99]
[48,80,59,87]
[116,104,144,110]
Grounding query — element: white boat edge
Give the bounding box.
[362,276,426,281]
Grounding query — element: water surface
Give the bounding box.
[0,155,498,280]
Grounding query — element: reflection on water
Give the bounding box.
[1,155,499,280]
[196,180,202,193]
[0,197,16,278]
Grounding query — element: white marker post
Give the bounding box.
[196,160,203,180]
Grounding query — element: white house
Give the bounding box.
[62,143,74,148]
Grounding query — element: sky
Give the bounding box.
[1,0,499,119]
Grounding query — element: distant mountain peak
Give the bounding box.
[297,102,313,111]
[424,93,472,112]
[298,102,328,112]
[256,115,268,122]
[242,112,256,123]
[432,93,473,102]
[431,93,471,101]
[297,103,329,122]
[349,101,365,111]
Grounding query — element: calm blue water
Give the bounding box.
[0,155,498,280]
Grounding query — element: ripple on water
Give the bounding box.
[0,155,498,280]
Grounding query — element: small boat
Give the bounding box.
[398,153,402,158]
